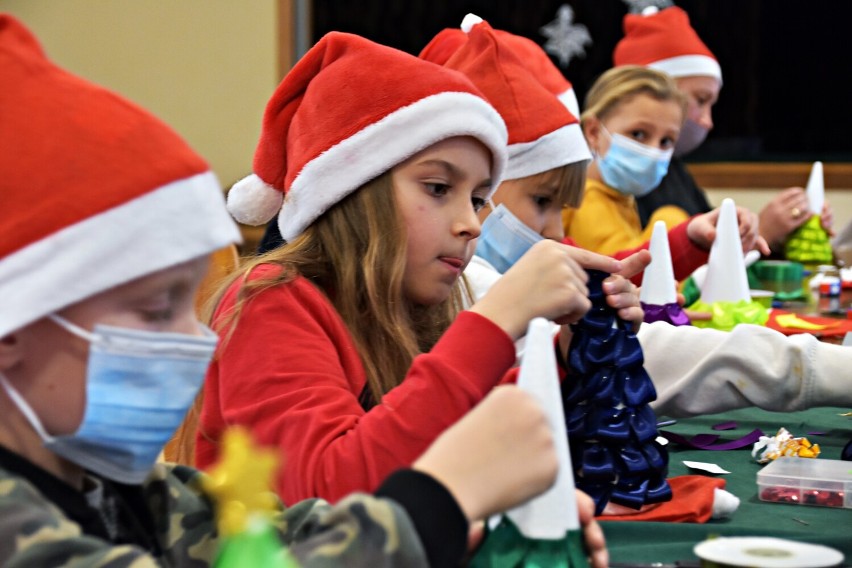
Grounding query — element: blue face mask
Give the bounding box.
[0,314,217,484]
[597,127,673,197]
[475,203,543,274]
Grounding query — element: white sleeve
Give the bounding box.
[639,321,852,418]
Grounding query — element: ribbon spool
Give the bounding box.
[694,537,844,568]
[751,260,806,301]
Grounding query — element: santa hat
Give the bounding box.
[423,15,590,182]
[227,32,507,242]
[613,6,722,82]
[419,15,581,117]
[0,15,240,338]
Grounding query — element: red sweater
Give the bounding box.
[196,264,517,505]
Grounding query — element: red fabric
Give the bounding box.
[253,32,493,192]
[765,309,852,338]
[420,26,574,100]
[613,7,717,68]
[419,27,467,66]
[599,475,725,523]
[196,264,517,505]
[0,14,208,259]
[439,21,578,145]
[563,218,708,286]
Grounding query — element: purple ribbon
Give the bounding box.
[659,428,765,450]
[641,302,691,326]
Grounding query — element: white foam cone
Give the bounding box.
[805,161,824,215]
[701,198,751,303]
[507,318,579,538]
[640,221,677,305]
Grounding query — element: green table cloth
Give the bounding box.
[601,407,851,564]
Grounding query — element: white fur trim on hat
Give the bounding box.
[227,173,285,226]
[0,172,241,337]
[278,91,507,242]
[504,122,591,181]
[558,88,581,119]
[461,13,484,33]
[648,54,722,82]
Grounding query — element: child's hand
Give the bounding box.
[577,489,609,568]
[472,240,618,339]
[412,385,558,522]
[558,250,647,357]
[604,274,643,330]
[687,205,770,255]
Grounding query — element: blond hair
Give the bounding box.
[549,162,587,209]
[581,65,687,126]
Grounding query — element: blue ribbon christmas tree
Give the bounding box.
[563,270,671,514]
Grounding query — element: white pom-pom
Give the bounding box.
[642,6,660,16]
[226,174,283,226]
[461,13,483,33]
[711,488,740,519]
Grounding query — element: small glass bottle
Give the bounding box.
[816,265,842,314]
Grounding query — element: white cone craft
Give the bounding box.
[506,318,579,538]
[700,198,751,304]
[806,161,824,215]
[640,221,677,305]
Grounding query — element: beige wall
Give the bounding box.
[2,0,279,189]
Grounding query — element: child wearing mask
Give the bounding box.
[563,65,767,263]
[422,17,852,434]
[614,6,833,254]
[0,16,609,567]
[422,16,763,287]
[194,29,632,544]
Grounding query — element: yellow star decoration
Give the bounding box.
[202,426,281,537]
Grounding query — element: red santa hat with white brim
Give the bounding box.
[0,15,240,338]
[613,6,722,83]
[423,15,589,182]
[227,32,508,242]
[420,15,582,118]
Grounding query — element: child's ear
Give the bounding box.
[0,335,23,371]
[582,116,602,153]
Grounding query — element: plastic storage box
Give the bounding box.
[757,457,852,509]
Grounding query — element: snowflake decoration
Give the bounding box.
[622,0,674,14]
[540,4,592,69]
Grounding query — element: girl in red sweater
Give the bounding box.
[194,32,636,513]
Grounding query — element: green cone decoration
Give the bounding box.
[471,318,590,567]
[785,214,833,265]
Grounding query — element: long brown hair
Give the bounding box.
[214,171,465,405]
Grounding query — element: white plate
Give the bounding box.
[694,536,844,568]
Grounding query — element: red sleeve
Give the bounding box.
[664,218,709,281]
[563,220,708,285]
[197,270,516,505]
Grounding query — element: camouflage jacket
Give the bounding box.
[0,460,442,567]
